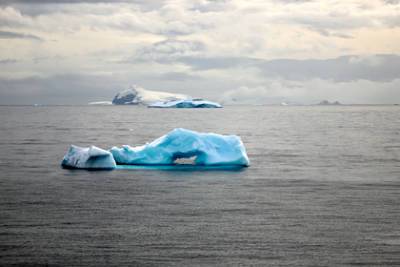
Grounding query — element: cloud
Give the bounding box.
[256,54,400,82]
[0,0,151,4]
[157,71,200,81]
[0,74,123,104]
[0,30,42,40]
[0,1,400,104]
[221,78,400,105]
[176,54,400,82]
[133,39,206,62]
[221,85,286,104]
[0,58,18,64]
[382,0,400,4]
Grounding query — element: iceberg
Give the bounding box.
[61,145,116,169]
[110,128,249,166]
[148,99,222,108]
[112,85,188,105]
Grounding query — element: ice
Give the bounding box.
[148,99,222,108]
[61,145,116,169]
[112,85,188,105]
[112,88,140,105]
[110,128,249,166]
[88,101,112,105]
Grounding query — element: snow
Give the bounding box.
[110,128,249,166]
[61,145,116,169]
[88,101,112,105]
[148,99,222,108]
[112,85,188,105]
[137,86,188,104]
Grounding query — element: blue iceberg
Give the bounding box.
[61,145,116,169]
[148,99,222,108]
[110,128,249,166]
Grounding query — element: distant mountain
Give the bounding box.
[112,85,188,105]
[317,100,342,105]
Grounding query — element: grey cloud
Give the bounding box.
[0,74,122,105]
[311,28,353,39]
[179,56,257,70]
[0,0,166,14]
[274,0,314,3]
[382,0,400,4]
[133,39,205,63]
[177,54,400,82]
[0,58,18,64]
[0,30,42,41]
[257,55,400,82]
[157,72,201,82]
[220,79,400,105]
[288,14,369,31]
[189,0,231,13]
[0,0,149,4]
[0,0,166,17]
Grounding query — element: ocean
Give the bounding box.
[0,105,399,266]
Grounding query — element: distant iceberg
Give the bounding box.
[111,128,249,166]
[61,145,116,169]
[317,100,342,105]
[148,99,222,108]
[112,85,188,105]
[88,101,112,105]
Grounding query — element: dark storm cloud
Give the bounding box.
[0,30,42,41]
[177,54,400,82]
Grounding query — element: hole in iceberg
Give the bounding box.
[173,155,197,165]
[171,151,200,165]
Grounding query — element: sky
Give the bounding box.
[0,0,400,105]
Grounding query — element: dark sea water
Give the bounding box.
[0,105,399,266]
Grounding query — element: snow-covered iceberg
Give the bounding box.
[148,99,222,108]
[110,128,249,166]
[61,145,116,169]
[112,85,188,105]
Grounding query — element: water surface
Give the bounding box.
[0,105,399,266]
